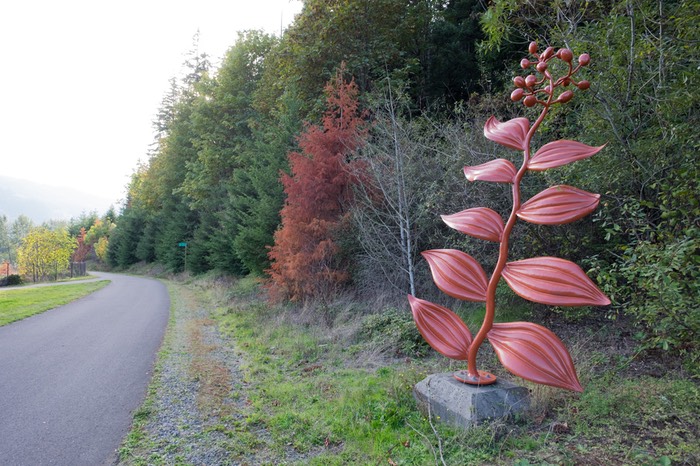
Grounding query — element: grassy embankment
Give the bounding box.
[0,280,110,326]
[124,274,699,465]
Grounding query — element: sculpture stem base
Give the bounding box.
[414,373,530,428]
[453,370,497,385]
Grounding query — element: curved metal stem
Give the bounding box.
[466,93,554,379]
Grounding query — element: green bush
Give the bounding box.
[3,275,23,286]
[360,308,429,357]
[618,232,700,369]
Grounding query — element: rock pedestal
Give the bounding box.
[413,373,530,428]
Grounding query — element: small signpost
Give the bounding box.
[178,242,188,272]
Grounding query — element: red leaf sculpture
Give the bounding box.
[464,159,517,183]
[441,207,504,242]
[517,185,600,225]
[529,140,605,171]
[502,257,611,306]
[488,322,583,392]
[483,116,530,151]
[408,43,606,392]
[422,249,488,302]
[408,295,472,360]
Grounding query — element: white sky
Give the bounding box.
[0,0,303,209]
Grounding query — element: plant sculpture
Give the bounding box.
[408,43,610,392]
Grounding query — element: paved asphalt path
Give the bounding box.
[0,272,170,465]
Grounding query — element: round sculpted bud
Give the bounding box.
[510,88,525,102]
[577,80,591,90]
[578,53,591,66]
[520,58,531,69]
[541,46,555,60]
[523,95,537,107]
[544,85,552,94]
[557,48,573,62]
[525,74,537,88]
[513,76,526,88]
[558,90,574,103]
[536,61,548,73]
[528,41,538,54]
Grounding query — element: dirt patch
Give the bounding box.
[186,318,234,416]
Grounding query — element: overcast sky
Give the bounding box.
[1,0,302,211]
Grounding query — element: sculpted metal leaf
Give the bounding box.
[441,207,504,242]
[529,140,606,171]
[502,257,611,306]
[408,295,472,360]
[422,249,488,302]
[488,322,583,392]
[464,159,517,183]
[483,116,530,151]
[517,185,600,225]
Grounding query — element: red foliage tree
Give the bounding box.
[71,227,92,262]
[267,65,367,301]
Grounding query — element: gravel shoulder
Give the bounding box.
[116,280,283,466]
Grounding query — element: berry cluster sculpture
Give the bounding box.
[408,43,610,392]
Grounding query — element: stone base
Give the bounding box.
[413,373,530,428]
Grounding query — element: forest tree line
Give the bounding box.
[104,1,697,359]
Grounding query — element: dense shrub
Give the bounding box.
[619,234,699,365]
[3,274,23,286]
[360,308,429,357]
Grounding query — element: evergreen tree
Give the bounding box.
[230,89,303,275]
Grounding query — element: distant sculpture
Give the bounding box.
[409,43,610,392]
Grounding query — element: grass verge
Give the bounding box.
[213,277,699,465]
[118,273,699,465]
[0,280,110,326]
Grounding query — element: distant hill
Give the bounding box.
[0,176,116,223]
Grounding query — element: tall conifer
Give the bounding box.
[267,66,367,300]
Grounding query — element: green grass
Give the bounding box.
[118,274,700,465]
[0,280,110,326]
[565,375,700,464]
[214,293,525,464]
[212,279,700,465]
